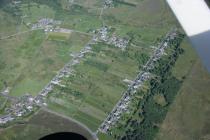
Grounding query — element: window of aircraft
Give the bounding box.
[205,0,210,8]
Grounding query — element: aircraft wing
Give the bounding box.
[167,0,210,73]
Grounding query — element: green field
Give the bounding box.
[0,30,90,96]
[0,0,96,98]
[0,10,19,37]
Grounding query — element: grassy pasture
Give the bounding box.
[59,13,102,33]
[103,0,176,41]
[103,0,174,27]
[0,10,19,37]
[153,94,167,107]
[69,0,103,9]
[20,3,55,23]
[0,30,90,96]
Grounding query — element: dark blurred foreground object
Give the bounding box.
[205,0,210,8]
[39,132,87,140]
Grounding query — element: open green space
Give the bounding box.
[0,30,90,96]
[0,0,97,97]
[103,0,176,39]
[0,10,20,37]
[20,2,55,23]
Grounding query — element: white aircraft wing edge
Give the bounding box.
[167,0,210,73]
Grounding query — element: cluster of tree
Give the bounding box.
[126,31,143,45]
[135,52,149,70]
[0,0,12,8]
[58,86,84,100]
[1,1,21,18]
[91,43,105,53]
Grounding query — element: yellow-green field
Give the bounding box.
[0,30,90,96]
[47,32,71,41]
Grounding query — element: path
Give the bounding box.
[0,28,43,40]
[0,28,92,40]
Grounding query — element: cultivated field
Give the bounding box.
[44,0,178,132]
[47,41,151,130]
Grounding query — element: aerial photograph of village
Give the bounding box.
[0,0,210,140]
